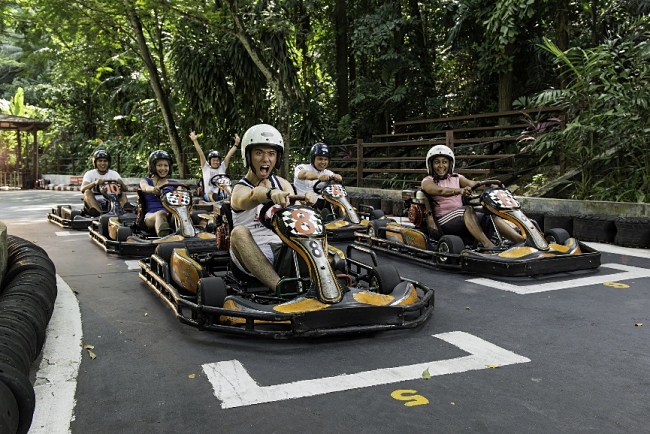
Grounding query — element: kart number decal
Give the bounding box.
[308,240,322,258]
[490,190,520,209]
[103,183,120,194]
[325,185,346,197]
[289,209,318,235]
[390,390,429,407]
[166,191,191,206]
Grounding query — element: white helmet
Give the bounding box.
[240,124,284,170]
[426,145,455,177]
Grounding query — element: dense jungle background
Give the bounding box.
[0,0,648,202]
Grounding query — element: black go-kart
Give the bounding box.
[354,180,601,277]
[88,183,216,257]
[138,196,435,338]
[314,181,385,241]
[47,180,130,230]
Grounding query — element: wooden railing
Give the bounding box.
[329,107,564,188]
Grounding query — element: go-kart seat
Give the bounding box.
[418,188,485,246]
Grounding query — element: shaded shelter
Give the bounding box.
[0,114,51,188]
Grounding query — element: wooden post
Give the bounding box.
[356,138,363,187]
[445,130,455,152]
[33,129,39,187]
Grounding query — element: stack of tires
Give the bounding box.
[538,212,650,248]
[0,235,57,434]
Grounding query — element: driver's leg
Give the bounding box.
[494,217,525,244]
[230,225,281,290]
[83,190,102,216]
[463,207,494,247]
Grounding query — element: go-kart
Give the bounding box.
[314,181,385,240]
[354,180,601,277]
[89,183,216,257]
[138,197,435,338]
[192,174,233,212]
[47,180,130,230]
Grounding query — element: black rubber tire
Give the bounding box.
[437,235,465,265]
[0,337,32,376]
[367,219,390,238]
[370,209,385,220]
[0,323,38,363]
[543,213,573,236]
[154,242,186,264]
[0,379,19,434]
[572,214,617,243]
[198,277,228,307]
[99,214,111,236]
[364,194,382,210]
[4,258,56,286]
[369,264,402,294]
[116,226,132,242]
[614,217,650,248]
[545,228,571,245]
[0,363,36,434]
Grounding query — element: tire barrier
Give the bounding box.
[573,215,617,244]
[614,217,650,249]
[543,213,573,236]
[0,235,57,434]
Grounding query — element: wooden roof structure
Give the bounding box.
[0,114,52,187]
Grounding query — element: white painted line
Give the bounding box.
[202,331,530,409]
[55,231,88,237]
[29,275,82,434]
[124,260,141,271]
[584,242,650,259]
[467,263,650,294]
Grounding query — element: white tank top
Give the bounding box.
[232,175,283,246]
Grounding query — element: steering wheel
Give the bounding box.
[210,174,230,188]
[157,182,188,196]
[98,180,122,199]
[258,195,305,230]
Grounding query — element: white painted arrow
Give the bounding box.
[202,331,530,409]
[467,263,650,294]
[55,231,88,236]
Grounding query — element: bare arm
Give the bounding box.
[422,178,471,198]
[140,179,159,195]
[222,133,240,170]
[190,131,207,167]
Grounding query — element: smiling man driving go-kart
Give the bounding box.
[80,150,130,216]
[422,145,524,248]
[294,142,343,210]
[229,124,318,292]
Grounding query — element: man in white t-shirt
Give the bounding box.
[190,131,239,202]
[293,142,342,210]
[80,150,129,216]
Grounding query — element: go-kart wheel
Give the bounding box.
[370,209,384,220]
[331,256,347,274]
[367,219,390,238]
[154,242,186,264]
[99,215,111,236]
[369,264,401,294]
[116,226,132,242]
[198,277,227,307]
[545,228,570,245]
[437,235,465,265]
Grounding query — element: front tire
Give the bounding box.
[369,264,401,294]
[198,277,228,307]
[437,235,465,265]
[545,228,570,245]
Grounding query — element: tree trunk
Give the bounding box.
[124,2,185,177]
[335,0,349,120]
[556,0,570,89]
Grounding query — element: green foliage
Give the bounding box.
[533,21,650,202]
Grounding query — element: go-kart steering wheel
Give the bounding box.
[98,180,122,198]
[209,174,230,187]
[313,179,332,194]
[156,182,188,196]
[470,179,504,191]
[258,195,305,230]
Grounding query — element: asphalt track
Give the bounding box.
[1,190,649,434]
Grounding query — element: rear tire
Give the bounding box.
[437,235,465,265]
[370,209,385,220]
[369,264,401,294]
[367,219,390,238]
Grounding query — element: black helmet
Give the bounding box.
[93,150,111,169]
[207,150,222,162]
[148,150,173,176]
[310,142,331,166]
